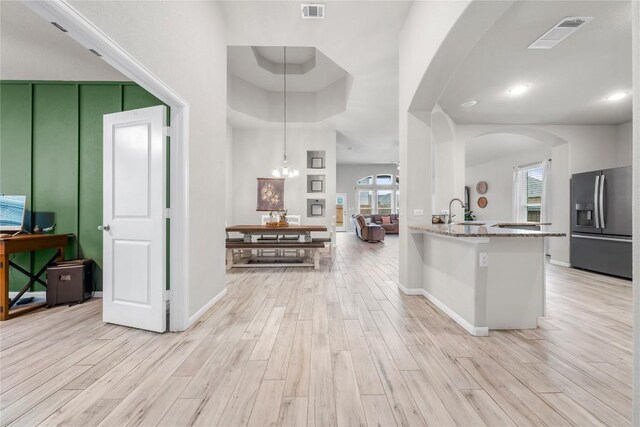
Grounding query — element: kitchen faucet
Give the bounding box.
[448,198,466,224]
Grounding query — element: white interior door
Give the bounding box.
[102,106,167,333]
[336,193,347,232]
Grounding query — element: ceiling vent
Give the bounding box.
[301,4,325,19]
[528,16,593,49]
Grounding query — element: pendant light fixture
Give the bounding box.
[272,46,299,178]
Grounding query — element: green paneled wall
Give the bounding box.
[1,84,33,291]
[0,81,165,291]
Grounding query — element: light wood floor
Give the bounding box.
[0,233,632,426]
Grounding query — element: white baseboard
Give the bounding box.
[550,259,571,268]
[398,284,488,337]
[397,283,423,296]
[421,289,488,336]
[187,287,227,327]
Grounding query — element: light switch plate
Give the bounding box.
[413,209,424,216]
[479,252,489,267]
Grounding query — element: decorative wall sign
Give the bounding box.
[477,196,488,209]
[476,181,488,195]
[257,177,285,211]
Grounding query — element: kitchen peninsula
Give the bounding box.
[408,222,565,336]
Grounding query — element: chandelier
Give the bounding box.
[272,46,300,178]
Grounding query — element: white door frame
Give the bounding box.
[24,0,190,331]
[336,193,347,232]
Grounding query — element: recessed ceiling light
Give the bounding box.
[461,100,478,108]
[508,84,530,95]
[605,91,629,101]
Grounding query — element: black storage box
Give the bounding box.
[46,259,94,306]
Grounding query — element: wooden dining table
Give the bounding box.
[226,224,327,242]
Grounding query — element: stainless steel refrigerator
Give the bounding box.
[571,166,632,279]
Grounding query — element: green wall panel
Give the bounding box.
[122,84,165,112]
[78,84,122,292]
[32,84,79,289]
[1,81,165,292]
[1,83,33,291]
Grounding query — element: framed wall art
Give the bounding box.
[256,177,285,211]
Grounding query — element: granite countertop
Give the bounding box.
[409,222,565,238]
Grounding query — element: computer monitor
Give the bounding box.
[0,195,27,232]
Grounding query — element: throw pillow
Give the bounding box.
[381,216,391,224]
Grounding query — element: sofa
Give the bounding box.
[370,214,399,234]
[352,214,385,243]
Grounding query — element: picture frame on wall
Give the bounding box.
[256,177,285,211]
[310,179,323,192]
[311,204,324,216]
[310,157,324,169]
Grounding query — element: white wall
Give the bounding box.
[432,107,465,218]
[70,0,228,319]
[398,2,469,290]
[398,1,510,291]
[226,123,234,224]
[465,146,552,221]
[631,3,639,424]
[0,1,128,81]
[232,128,336,229]
[616,121,633,167]
[336,163,398,226]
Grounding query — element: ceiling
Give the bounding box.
[222,1,411,164]
[466,133,552,167]
[0,1,127,81]
[254,46,315,65]
[438,1,632,125]
[228,46,348,92]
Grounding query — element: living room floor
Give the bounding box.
[0,233,632,426]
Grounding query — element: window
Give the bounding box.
[395,190,400,215]
[358,190,373,215]
[356,176,373,185]
[514,162,545,222]
[355,172,399,214]
[376,174,393,185]
[377,190,393,214]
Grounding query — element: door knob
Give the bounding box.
[98,224,111,232]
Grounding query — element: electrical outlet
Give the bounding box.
[413,209,424,216]
[479,252,489,267]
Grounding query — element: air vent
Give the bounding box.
[528,16,593,49]
[301,4,325,19]
[51,22,68,32]
[89,49,102,57]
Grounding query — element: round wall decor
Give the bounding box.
[477,197,488,209]
[476,181,488,194]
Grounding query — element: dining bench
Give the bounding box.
[225,241,325,270]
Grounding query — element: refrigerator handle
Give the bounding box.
[599,174,605,229]
[594,175,600,228]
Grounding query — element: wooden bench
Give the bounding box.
[225,241,325,270]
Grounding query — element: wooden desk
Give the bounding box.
[0,234,69,320]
